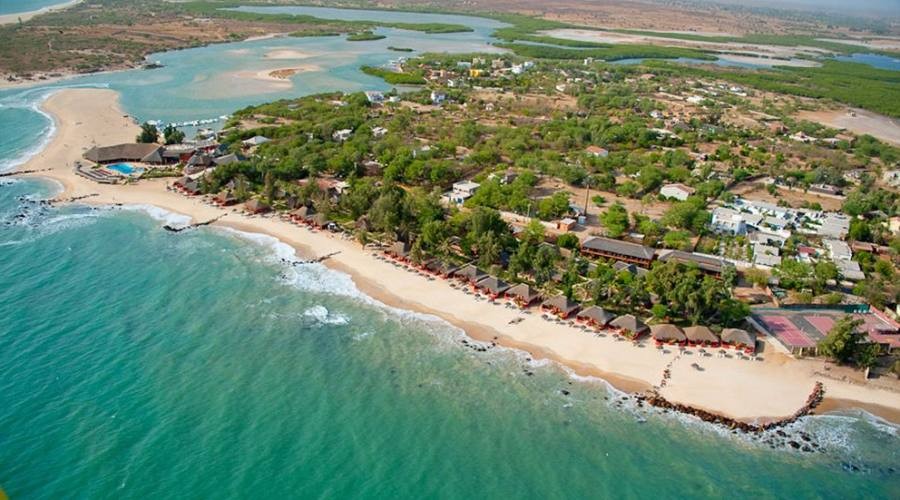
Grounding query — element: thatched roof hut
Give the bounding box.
[541,295,580,318]
[610,314,648,336]
[310,213,329,228]
[182,179,201,195]
[475,276,510,296]
[389,241,410,258]
[650,324,686,342]
[291,206,311,220]
[505,283,541,305]
[454,264,486,283]
[425,260,458,277]
[215,191,237,206]
[721,328,756,348]
[576,306,616,326]
[683,325,719,344]
[244,198,270,214]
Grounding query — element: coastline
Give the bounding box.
[14,87,900,426]
[0,0,82,26]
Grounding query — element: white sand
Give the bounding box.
[18,88,900,424]
[264,48,316,60]
[0,0,81,25]
[797,108,900,147]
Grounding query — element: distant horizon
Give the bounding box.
[696,0,900,18]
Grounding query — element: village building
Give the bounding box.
[445,180,480,205]
[659,183,695,201]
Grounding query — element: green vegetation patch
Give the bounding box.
[347,31,386,42]
[496,42,716,62]
[647,59,900,118]
[360,65,426,85]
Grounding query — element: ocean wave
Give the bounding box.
[303,305,350,326]
[114,204,193,227]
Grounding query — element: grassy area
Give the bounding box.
[347,31,385,42]
[180,2,473,34]
[360,65,426,85]
[496,42,716,62]
[646,59,900,118]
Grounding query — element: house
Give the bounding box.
[816,213,850,239]
[488,169,517,185]
[333,129,353,142]
[659,183,695,201]
[469,68,483,78]
[557,218,577,231]
[585,145,609,158]
[446,180,480,205]
[364,91,384,104]
[824,239,852,261]
[753,243,781,267]
[581,237,655,267]
[372,126,388,138]
[809,184,842,196]
[430,91,447,105]
[710,207,747,235]
[213,153,244,166]
[241,135,270,147]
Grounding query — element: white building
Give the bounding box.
[446,180,480,204]
[660,183,695,201]
[430,91,447,105]
[333,129,353,142]
[242,135,270,147]
[364,91,384,104]
[710,207,747,235]
[372,126,388,138]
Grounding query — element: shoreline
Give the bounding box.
[13,87,900,426]
[0,0,82,26]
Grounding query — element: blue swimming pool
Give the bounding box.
[107,163,142,175]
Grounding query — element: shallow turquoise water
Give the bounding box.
[1,6,899,498]
[836,53,900,71]
[0,0,70,15]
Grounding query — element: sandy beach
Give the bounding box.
[0,0,81,25]
[16,87,900,425]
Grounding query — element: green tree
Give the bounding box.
[136,122,159,143]
[163,124,185,145]
[818,317,864,364]
[599,203,629,237]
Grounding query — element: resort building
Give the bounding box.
[657,250,730,276]
[585,145,609,158]
[83,143,165,165]
[581,237,655,267]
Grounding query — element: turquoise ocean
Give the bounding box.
[1,5,899,498]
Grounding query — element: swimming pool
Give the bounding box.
[107,163,143,175]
